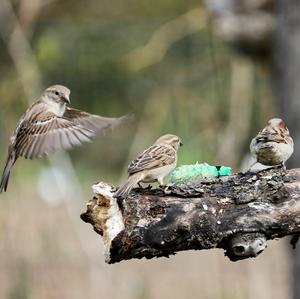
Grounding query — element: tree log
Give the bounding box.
[80,167,300,264]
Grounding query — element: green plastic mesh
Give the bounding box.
[168,163,231,184]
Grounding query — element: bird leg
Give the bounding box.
[281,162,287,172]
[157,177,165,188]
[137,182,152,190]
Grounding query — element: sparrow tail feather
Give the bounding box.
[0,152,15,193]
[115,172,143,198]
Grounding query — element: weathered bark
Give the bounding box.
[81,167,300,264]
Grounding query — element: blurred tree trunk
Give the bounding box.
[272,1,300,298]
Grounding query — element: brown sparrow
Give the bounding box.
[249,118,294,169]
[0,84,130,192]
[115,134,183,198]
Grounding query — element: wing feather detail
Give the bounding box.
[64,107,132,136]
[128,144,176,175]
[14,111,96,159]
[255,127,289,144]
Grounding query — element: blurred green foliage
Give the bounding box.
[0,0,272,188]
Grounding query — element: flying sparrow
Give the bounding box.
[115,134,183,198]
[249,118,294,169]
[0,84,131,192]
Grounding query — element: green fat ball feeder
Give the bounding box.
[168,163,231,184]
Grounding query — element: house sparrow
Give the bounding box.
[0,84,131,192]
[115,134,183,198]
[249,118,294,169]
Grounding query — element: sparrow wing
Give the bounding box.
[270,128,292,144]
[64,107,132,136]
[256,127,289,144]
[128,144,176,175]
[14,111,95,159]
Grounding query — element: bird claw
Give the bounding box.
[281,163,287,173]
[137,183,152,190]
[163,184,173,194]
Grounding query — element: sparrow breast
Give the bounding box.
[45,101,66,117]
[250,139,294,165]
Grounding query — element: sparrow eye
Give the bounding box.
[54,91,59,96]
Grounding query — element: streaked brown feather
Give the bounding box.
[14,111,95,159]
[255,126,289,144]
[64,107,131,136]
[128,144,176,175]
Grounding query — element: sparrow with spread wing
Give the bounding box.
[115,134,183,198]
[249,118,294,169]
[0,84,131,192]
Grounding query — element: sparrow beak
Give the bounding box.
[179,141,183,147]
[62,95,70,104]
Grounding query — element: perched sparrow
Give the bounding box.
[249,118,294,169]
[115,134,183,198]
[0,84,130,192]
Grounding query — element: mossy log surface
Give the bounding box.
[81,167,300,264]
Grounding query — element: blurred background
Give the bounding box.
[0,0,299,298]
